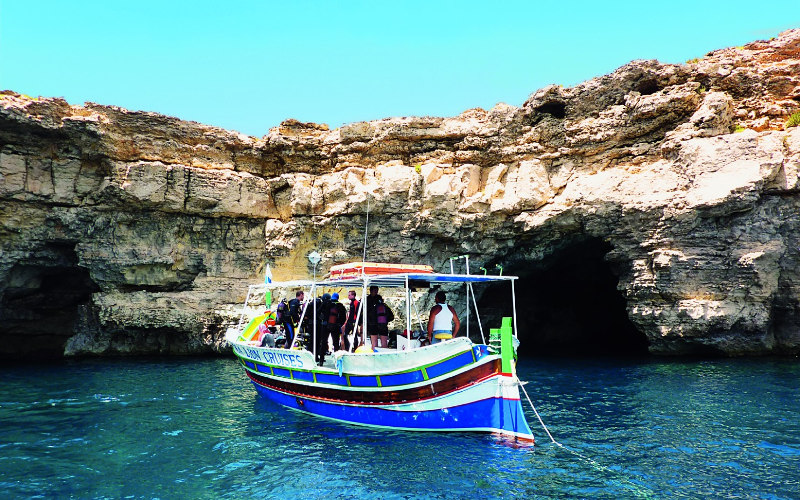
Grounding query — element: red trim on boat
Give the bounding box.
[244,357,504,405]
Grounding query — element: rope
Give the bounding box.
[518,379,558,445]
[517,379,654,499]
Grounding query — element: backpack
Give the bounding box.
[376,300,393,324]
[275,299,288,323]
[328,303,341,325]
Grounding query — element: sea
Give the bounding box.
[1,355,798,499]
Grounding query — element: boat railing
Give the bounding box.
[234,270,519,349]
[448,255,487,344]
[235,284,269,334]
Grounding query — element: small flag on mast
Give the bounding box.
[264,264,273,284]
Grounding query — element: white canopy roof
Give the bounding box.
[260,272,517,290]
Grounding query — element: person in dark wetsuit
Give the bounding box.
[314,293,332,365]
[326,293,348,353]
[342,290,361,352]
[285,290,304,348]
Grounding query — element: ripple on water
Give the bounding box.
[0,356,799,498]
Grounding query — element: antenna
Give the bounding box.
[362,193,370,263]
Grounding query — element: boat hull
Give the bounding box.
[247,370,534,440]
[232,339,534,443]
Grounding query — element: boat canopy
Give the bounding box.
[260,272,517,290]
[236,270,519,351]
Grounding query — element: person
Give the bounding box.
[258,310,277,347]
[314,293,332,365]
[427,291,460,344]
[366,286,393,349]
[285,290,304,349]
[326,293,348,352]
[342,290,361,352]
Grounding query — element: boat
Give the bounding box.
[225,261,534,444]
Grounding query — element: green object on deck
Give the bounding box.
[500,317,513,374]
[501,317,512,329]
[489,328,501,348]
[265,290,272,308]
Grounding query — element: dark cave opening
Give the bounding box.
[534,101,567,119]
[634,78,662,95]
[0,243,100,359]
[479,238,649,357]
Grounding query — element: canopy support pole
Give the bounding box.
[511,278,518,339]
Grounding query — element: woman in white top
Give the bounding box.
[427,291,461,344]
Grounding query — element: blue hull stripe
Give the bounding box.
[292,370,314,382]
[315,373,349,386]
[380,369,424,386]
[273,367,291,378]
[425,350,475,380]
[251,381,533,438]
[256,363,271,374]
[349,375,379,387]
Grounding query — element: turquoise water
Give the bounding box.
[1,356,798,499]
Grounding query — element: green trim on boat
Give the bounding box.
[501,317,513,374]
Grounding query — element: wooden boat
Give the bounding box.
[225,264,534,443]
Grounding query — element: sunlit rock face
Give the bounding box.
[2,29,800,358]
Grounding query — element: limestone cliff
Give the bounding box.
[2,29,800,358]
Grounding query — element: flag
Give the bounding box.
[264,264,273,284]
[264,264,273,307]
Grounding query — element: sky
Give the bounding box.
[1,1,798,137]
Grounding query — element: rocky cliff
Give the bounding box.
[2,30,800,358]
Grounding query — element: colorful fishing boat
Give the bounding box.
[225,263,534,443]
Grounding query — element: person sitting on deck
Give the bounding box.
[427,291,460,344]
[258,310,277,347]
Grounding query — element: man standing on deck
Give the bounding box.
[342,290,361,352]
[285,290,304,348]
[427,291,460,344]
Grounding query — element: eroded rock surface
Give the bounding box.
[2,29,800,357]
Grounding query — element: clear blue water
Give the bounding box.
[1,356,798,499]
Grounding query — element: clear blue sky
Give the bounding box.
[1,1,798,137]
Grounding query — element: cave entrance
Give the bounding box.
[0,242,100,360]
[481,237,649,357]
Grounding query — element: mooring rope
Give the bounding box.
[517,380,654,499]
